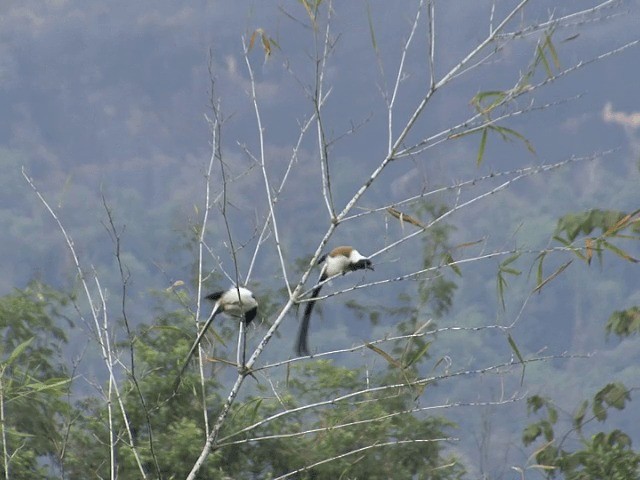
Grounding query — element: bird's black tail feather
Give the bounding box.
[296,284,323,356]
[173,308,220,393]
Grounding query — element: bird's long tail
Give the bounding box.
[173,304,220,392]
[296,284,322,356]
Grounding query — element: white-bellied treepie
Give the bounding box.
[296,246,373,356]
[176,287,258,386]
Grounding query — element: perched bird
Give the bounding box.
[296,246,373,356]
[175,287,258,386]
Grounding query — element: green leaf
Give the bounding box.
[544,32,561,69]
[366,2,377,51]
[471,90,508,114]
[443,252,462,276]
[592,399,607,421]
[606,307,640,338]
[522,423,542,445]
[5,337,34,366]
[547,406,558,424]
[405,341,432,368]
[573,400,588,432]
[536,44,553,77]
[527,395,546,413]
[501,267,521,276]
[477,127,488,165]
[562,33,580,43]
[497,254,521,309]
[24,377,71,395]
[490,125,536,155]
[249,397,264,423]
[593,382,630,421]
[497,272,507,310]
[601,239,639,263]
[533,260,572,293]
[541,419,554,441]
[534,252,546,288]
[507,334,526,385]
[502,253,521,267]
[556,209,627,241]
[298,0,320,25]
[366,344,402,369]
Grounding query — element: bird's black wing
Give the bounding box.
[244,306,258,324]
[205,291,225,302]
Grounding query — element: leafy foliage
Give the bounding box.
[243,360,465,479]
[461,30,562,165]
[523,382,639,479]
[606,307,640,338]
[62,304,228,479]
[520,206,640,479]
[554,209,640,265]
[0,283,72,479]
[58,297,465,479]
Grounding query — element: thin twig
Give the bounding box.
[22,170,148,479]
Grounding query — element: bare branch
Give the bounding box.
[242,37,292,293]
[222,354,585,444]
[22,170,148,479]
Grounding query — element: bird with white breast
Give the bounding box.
[296,246,373,356]
[175,286,258,387]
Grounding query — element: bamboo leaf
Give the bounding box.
[493,125,536,155]
[501,267,521,276]
[552,235,570,246]
[535,252,546,288]
[366,2,377,50]
[585,238,594,265]
[604,208,640,236]
[249,397,264,423]
[387,207,426,229]
[472,90,507,114]
[602,240,639,263]
[24,377,71,394]
[508,334,524,364]
[544,33,561,69]
[553,235,587,260]
[529,464,558,472]
[298,0,317,25]
[562,33,580,43]
[6,337,34,366]
[533,260,572,293]
[477,127,488,165]
[454,239,484,249]
[366,344,402,368]
[261,32,272,57]
[248,30,258,52]
[507,334,526,385]
[537,44,553,77]
[573,400,588,432]
[431,357,446,372]
[405,341,432,368]
[443,252,462,277]
[606,307,640,338]
[501,253,521,268]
